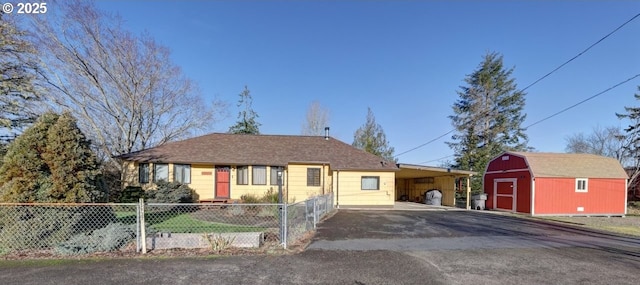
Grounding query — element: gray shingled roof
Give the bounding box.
[119,133,398,171]
[507,152,628,179]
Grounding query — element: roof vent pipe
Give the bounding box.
[324,127,330,140]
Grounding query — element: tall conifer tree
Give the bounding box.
[447,52,528,191]
[228,86,261,135]
[352,108,396,162]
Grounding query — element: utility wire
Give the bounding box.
[415,74,640,164]
[394,129,454,157]
[419,154,455,164]
[394,12,640,159]
[520,12,640,92]
[524,73,640,129]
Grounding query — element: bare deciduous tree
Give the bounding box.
[564,125,628,164]
[301,101,329,136]
[30,1,224,169]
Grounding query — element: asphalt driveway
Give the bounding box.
[308,210,640,251]
[2,209,640,285]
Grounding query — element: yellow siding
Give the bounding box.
[335,171,395,207]
[190,164,214,200]
[122,161,137,188]
[287,164,332,203]
[395,176,457,206]
[122,161,155,191]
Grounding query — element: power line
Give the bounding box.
[394,12,640,159]
[524,73,640,130]
[416,73,640,164]
[419,154,454,164]
[520,12,640,92]
[394,129,454,157]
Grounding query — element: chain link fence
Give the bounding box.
[286,193,334,244]
[0,203,138,255]
[0,193,335,256]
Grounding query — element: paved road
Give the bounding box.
[2,210,640,285]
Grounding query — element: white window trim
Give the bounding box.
[361,176,380,190]
[575,178,588,192]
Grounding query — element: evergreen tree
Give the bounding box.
[616,86,640,193]
[0,113,58,202]
[43,112,104,202]
[352,107,396,162]
[0,13,41,141]
[0,112,104,202]
[228,86,261,134]
[447,52,528,191]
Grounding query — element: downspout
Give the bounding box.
[336,170,340,208]
[625,177,628,216]
[531,177,536,216]
[322,164,325,195]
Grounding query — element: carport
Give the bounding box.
[395,164,476,208]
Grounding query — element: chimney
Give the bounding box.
[324,127,330,140]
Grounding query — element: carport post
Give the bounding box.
[466,176,471,210]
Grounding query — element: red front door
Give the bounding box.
[215,167,230,198]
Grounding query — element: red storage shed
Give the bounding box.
[484,152,628,216]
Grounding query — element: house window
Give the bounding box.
[174,164,191,184]
[576,178,588,192]
[252,166,267,185]
[237,166,249,185]
[362,176,380,190]
[153,163,169,183]
[270,166,282,186]
[307,168,321,186]
[139,163,150,184]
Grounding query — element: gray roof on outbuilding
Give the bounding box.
[507,152,628,179]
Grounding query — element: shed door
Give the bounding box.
[215,167,230,199]
[494,179,517,212]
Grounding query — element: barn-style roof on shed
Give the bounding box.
[506,152,628,179]
[119,133,398,171]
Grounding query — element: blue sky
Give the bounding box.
[93,1,640,166]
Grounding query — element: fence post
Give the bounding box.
[282,203,288,249]
[313,197,318,229]
[139,198,147,254]
[136,202,140,253]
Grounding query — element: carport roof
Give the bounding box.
[396,163,476,179]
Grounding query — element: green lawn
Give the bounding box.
[149,213,265,233]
